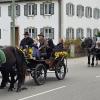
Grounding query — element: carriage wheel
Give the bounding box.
[34,64,47,85]
[55,61,66,80]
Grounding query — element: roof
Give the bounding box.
[0,0,57,3]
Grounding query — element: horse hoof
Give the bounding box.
[21,87,28,90]
[16,88,21,92]
[91,64,94,67]
[88,64,90,67]
[8,88,13,91]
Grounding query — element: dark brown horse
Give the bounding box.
[0,46,26,92]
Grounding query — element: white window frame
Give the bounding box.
[27,3,35,16]
[76,28,84,39]
[66,3,74,16]
[66,28,74,39]
[87,28,92,37]
[44,27,54,39]
[27,27,37,39]
[44,3,52,15]
[85,7,92,18]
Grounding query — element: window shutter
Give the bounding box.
[66,29,69,39]
[51,28,54,39]
[40,28,44,34]
[8,5,11,16]
[24,4,28,16]
[0,7,1,16]
[0,29,1,39]
[34,28,37,38]
[40,4,44,15]
[34,4,37,15]
[24,28,28,33]
[16,5,20,16]
[51,3,54,15]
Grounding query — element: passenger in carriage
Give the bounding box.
[55,38,64,50]
[46,38,55,58]
[37,33,48,58]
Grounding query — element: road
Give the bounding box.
[0,57,100,100]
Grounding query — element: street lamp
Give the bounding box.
[11,0,15,46]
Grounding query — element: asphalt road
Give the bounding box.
[0,57,100,100]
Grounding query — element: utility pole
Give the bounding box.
[11,0,15,46]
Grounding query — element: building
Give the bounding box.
[0,0,59,46]
[61,0,100,40]
[0,0,100,46]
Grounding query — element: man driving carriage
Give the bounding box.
[20,31,34,49]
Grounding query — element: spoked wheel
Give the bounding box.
[34,64,47,85]
[55,61,66,80]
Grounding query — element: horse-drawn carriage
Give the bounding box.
[22,46,68,85]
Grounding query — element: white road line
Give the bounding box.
[18,86,66,100]
[96,76,100,78]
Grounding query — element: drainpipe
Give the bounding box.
[58,0,61,39]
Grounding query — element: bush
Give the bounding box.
[64,39,85,57]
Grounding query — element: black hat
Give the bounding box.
[38,32,44,37]
[24,32,29,35]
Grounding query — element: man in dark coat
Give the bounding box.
[20,32,34,49]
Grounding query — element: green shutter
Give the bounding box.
[51,3,54,15]
[51,28,54,39]
[40,28,44,34]
[8,5,11,16]
[16,5,20,16]
[40,4,44,15]
[34,28,37,38]
[24,28,28,33]
[24,4,28,16]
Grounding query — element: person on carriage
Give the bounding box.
[55,38,64,50]
[46,38,55,58]
[37,32,48,58]
[20,31,34,49]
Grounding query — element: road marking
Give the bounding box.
[96,76,100,78]
[18,86,66,100]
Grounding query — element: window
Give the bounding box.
[40,2,54,15]
[24,27,37,39]
[85,7,92,18]
[66,28,74,39]
[76,28,84,39]
[77,5,84,18]
[87,28,92,37]
[24,3,37,16]
[8,4,20,16]
[93,8,100,19]
[66,3,74,16]
[40,27,54,39]
[93,28,99,36]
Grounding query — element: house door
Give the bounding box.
[15,27,19,47]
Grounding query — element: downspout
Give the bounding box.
[58,0,61,39]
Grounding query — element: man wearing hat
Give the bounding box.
[20,31,34,49]
[38,32,47,56]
